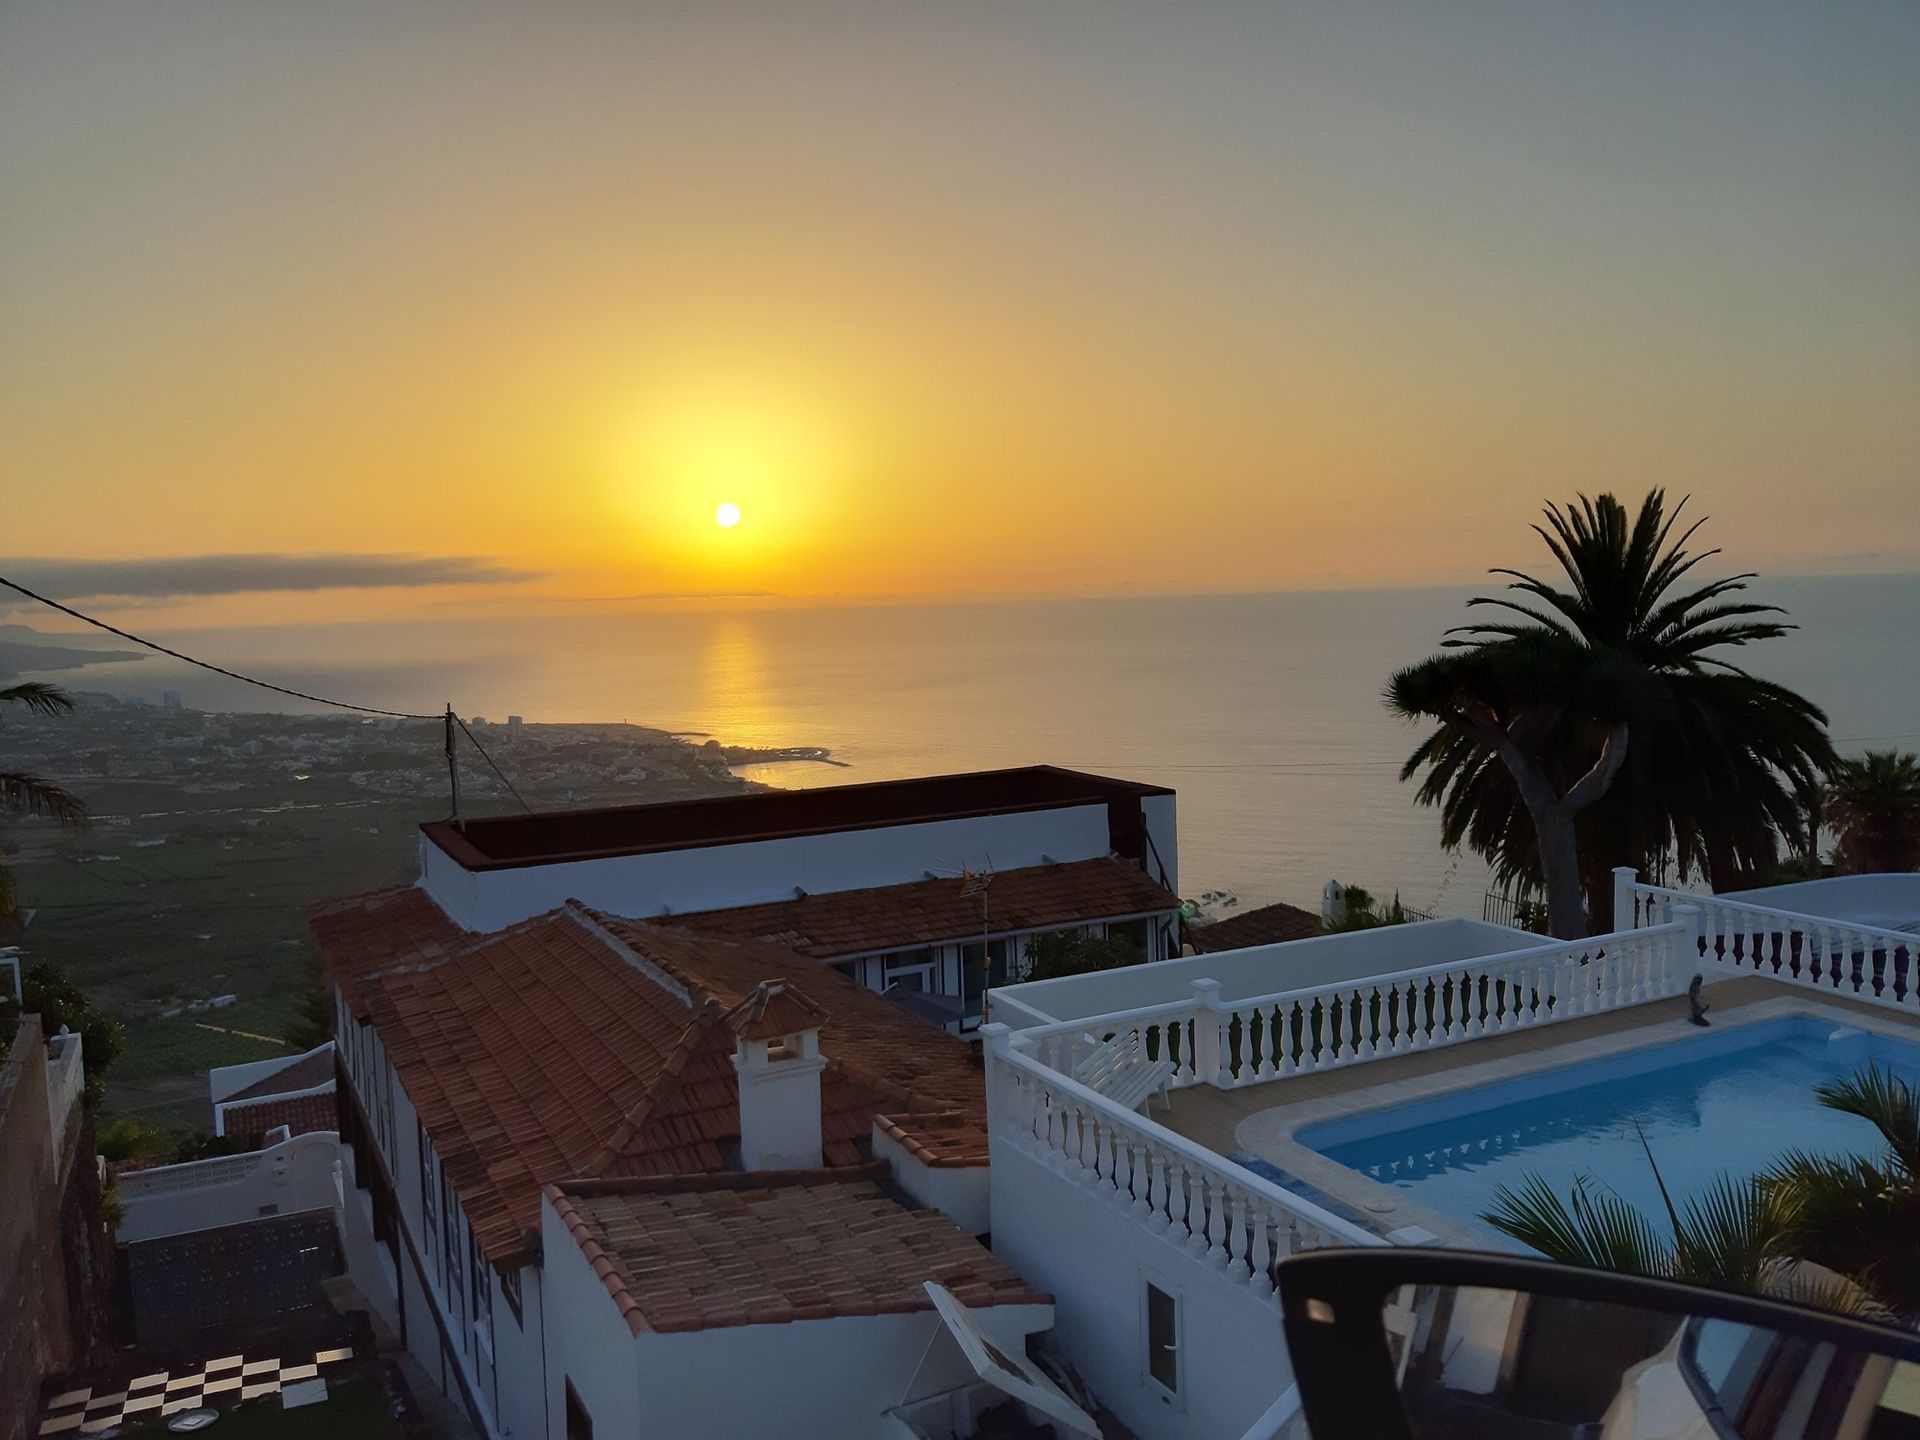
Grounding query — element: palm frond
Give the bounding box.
[1481,1173,1671,1277]
[0,771,88,825]
[1813,1066,1919,1175]
[0,682,76,717]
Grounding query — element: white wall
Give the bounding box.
[208,1041,334,1105]
[116,1131,341,1243]
[870,1125,990,1236]
[490,1263,547,1440]
[1724,873,1920,931]
[44,1032,83,1150]
[540,1196,643,1440]
[335,1143,402,1337]
[634,1305,1054,1440]
[424,806,1116,932]
[993,918,1540,1023]
[989,1138,1294,1440]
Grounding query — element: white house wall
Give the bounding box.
[115,1132,341,1244]
[989,1138,1293,1440]
[337,992,540,1438]
[632,1305,1055,1440]
[539,1197,644,1440]
[422,806,1116,932]
[869,1126,990,1236]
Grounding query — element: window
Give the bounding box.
[501,1264,523,1327]
[565,1380,593,1440]
[442,1170,462,1304]
[1144,1278,1181,1398]
[419,1127,438,1271]
[883,951,937,994]
[470,1224,489,1325]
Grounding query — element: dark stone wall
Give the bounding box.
[0,1019,109,1440]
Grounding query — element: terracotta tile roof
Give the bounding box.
[354,910,990,1266]
[221,1092,337,1142]
[723,980,828,1041]
[310,886,466,1015]
[1187,899,1323,953]
[662,856,1178,960]
[361,913,699,1263]
[546,1165,1048,1335]
[590,911,990,1167]
[223,1045,336,1103]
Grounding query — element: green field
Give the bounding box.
[9,774,441,1131]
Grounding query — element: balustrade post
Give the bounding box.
[1190,979,1225,1085]
[1670,903,1704,989]
[980,1023,1013,1130]
[1612,866,1639,931]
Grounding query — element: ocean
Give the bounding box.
[28,575,1920,917]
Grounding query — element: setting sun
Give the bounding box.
[715,502,742,529]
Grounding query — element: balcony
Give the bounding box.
[983,890,1920,1439]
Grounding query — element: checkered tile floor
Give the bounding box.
[39,1347,354,1434]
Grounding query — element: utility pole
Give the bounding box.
[445,703,462,826]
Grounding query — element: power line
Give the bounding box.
[0,572,441,721]
[455,715,534,815]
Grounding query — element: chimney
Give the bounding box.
[725,980,830,1171]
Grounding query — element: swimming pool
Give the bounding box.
[1298,1015,1920,1239]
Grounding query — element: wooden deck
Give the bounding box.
[1157,974,1920,1157]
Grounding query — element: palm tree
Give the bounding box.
[1826,750,1920,874]
[1769,1066,1920,1321]
[1,682,88,920]
[1388,491,1833,937]
[1482,1066,1919,1323]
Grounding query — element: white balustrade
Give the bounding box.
[1620,872,1920,1014]
[990,1036,1380,1308]
[1010,922,1690,1094]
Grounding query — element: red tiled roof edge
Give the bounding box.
[548,1163,1051,1336]
[220,1092,337,1141]
[547,1163,898,1337]
[871,1110,981,1169]
[558,1160,891,1200]
[546,1183,648,1338]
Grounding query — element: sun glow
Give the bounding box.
[714,501,742,529]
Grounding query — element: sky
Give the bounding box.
[3,1,1917,629]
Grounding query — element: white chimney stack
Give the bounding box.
[726,980,830,1171]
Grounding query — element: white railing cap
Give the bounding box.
[994,1041,1381,1247]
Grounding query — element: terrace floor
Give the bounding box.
[1157,975,1920,1243]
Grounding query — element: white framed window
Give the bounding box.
[882,951,937,994]
[1140,1271,1184,1405]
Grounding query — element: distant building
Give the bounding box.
[161,690,183,710]
[506,714,523,736]
[415,765,1183,1025]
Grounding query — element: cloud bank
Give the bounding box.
[1,553,544,600]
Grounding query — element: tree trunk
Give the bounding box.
[1466,713,1629,941]
[1533,808,1588,940]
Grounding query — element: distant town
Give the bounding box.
[0,689,825,1130]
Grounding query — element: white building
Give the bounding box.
[313,765,1191,1439]
[978,868,1920,1440]
[416,766,1183,1026]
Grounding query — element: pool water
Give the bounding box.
[1299,1016,1920,1240]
